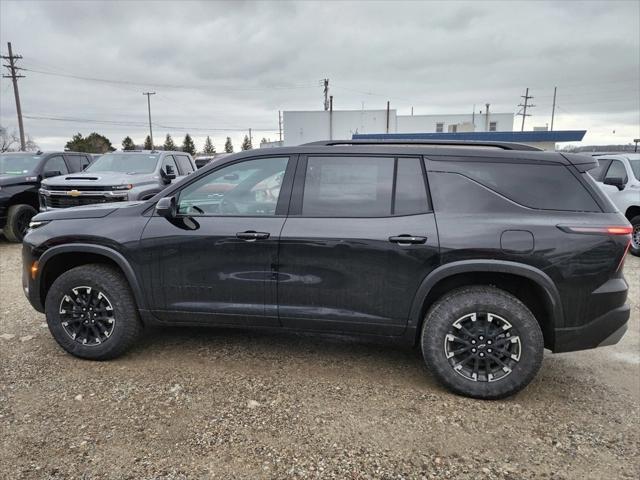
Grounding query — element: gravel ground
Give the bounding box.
[1,238,638,480]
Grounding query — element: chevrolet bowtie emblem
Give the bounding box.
[67,190,81,197]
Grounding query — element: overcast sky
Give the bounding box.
[1,0,638,152]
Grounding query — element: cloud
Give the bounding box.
[1,0,638,151]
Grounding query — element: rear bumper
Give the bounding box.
[553,304,630,353]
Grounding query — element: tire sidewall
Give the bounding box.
[4,204,37,242]
[630,215,640,257]
[45,267,136,360]
[422,288,544,399]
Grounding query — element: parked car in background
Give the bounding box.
[589,153,640,256]
[0,151,92,242]
[23,140,632,399]
[39,150,196,210]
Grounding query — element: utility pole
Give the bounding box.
[1,42,26,150]
[248,128,252,146]
[142,92,155,148]
[329,95,333,140]
[485,103,490,132]
[386,101,390,133]
[278,110,282,142]
[322,78,330,111]
[550,86,557,131]
[517,88,535,132]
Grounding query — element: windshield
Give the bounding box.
[85,153,159,174]
[0,154,40,175]
[630,159,640,181]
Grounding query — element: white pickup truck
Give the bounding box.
[590,153,640,256]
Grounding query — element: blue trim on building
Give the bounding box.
[352,130,586,142]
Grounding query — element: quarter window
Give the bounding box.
[177,157,288,216]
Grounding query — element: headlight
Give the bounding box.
[28,220,50,230]
[111,184,133,191]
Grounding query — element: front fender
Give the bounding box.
[36,243,146,311]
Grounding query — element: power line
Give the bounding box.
[1,42,26,150]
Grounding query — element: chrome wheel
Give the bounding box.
[444,312,521,382]
[59,286,115,346]
[632,224,640,250]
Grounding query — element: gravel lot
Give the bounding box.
[1,238,638,479]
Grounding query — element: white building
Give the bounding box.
[279,109,514,146]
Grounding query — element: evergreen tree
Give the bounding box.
[224,137,234,153]
[241,134,252,151]
[260,137,268,145]
[122,136,135,151]
[163,133,176,151]
[66,132,115,154]
[144,135,153,150]
[203,135,216,154]
[182,133,196,155]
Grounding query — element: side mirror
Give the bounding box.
[156,196,177,218]
[161,165,177,184]
[43,170,61,178]
[604,177,626,190]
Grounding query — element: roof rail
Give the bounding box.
[303,139,542,151]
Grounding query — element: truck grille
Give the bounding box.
[43,194,126,209]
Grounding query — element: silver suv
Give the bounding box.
[590,153,640,256]
[39,151,196,210]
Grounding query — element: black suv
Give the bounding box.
[0,151,92,242]
[22,140,632,399]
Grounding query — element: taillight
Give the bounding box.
[557,225,633,235]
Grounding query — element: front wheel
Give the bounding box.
[44,264,142,360]
[421,286,544,399]
[629,215,640,257]
[3,204,37,242]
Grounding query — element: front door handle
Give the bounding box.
[389,235,427,245]
[236,231,270,241]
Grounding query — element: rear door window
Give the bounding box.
[302,156,394,217]
[161,155,179,175]
[176,155,194,174]
[604,160,628,183]
[438,160,600,212]
[44,155,69,176]
[394,157,430,215]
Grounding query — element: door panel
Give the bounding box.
[139,216,284,326]
[138,155,294,327]
[277,215,439,334]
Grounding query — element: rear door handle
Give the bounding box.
[236,231,270,241]
[389,235,427,245]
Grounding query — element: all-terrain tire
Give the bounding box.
[629,215,640,257]
[421,286,544,399]
[45,264,142,360]
[3,204,37,242]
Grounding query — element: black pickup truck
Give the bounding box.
[0,151,92,242]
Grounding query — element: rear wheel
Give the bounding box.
[44,264,142,360]
[3,204,37,242]
[629,215,640,257]
[421,286,544,399]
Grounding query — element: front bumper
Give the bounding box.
[553,304,630,353]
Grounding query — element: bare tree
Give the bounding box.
[1,126,39,152]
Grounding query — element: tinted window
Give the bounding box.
[590,159,611,181]
[64,154,84,173]
[604,160,628,183]
[394,158,430,215]
[176,155,194,174]
[302,156,394,217]
[177,157,288,216]
[449,161,600,212]
[161,155,179,175]
[44,156,69,175]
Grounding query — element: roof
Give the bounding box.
[353,130,587,143]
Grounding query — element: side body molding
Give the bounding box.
[36,243,146,310]
[408,259,564,330]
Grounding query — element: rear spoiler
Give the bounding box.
[560,153,599,173]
